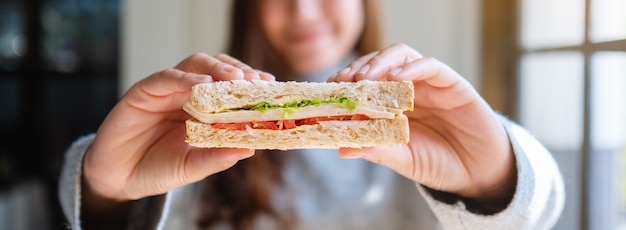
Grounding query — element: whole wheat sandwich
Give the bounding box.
[183,80,414,150]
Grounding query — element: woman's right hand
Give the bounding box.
[83,54,273,203]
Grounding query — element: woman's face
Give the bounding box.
[259,0,365,75]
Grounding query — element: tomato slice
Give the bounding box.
[317,116,344,121]
[297,118,318,126]
[296,115,353,125]
[252,121,279,130]
[350,114,369,120]
[211,114,370,130]
[282,120,297,129]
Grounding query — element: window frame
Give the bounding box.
[481,0,626,229]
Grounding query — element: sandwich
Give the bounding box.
[183,80,414,150]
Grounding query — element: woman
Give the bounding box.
[59,0,564,229]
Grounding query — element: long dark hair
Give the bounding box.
[196,0,383,229]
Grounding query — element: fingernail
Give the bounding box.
[339,67,351,75]
[223,65,236,73]
[241,67,255,73]
[194,74,212,82]
[257,70,276,81]
[358,64,371,74]
[388,67,402,76]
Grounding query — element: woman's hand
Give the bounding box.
[83,54,274,202]
[329,43,516,210]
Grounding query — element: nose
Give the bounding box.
[292,0,322,22]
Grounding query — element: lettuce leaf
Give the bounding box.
[322,96,356,110]
[245,97,356,113]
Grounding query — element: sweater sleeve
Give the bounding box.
[417,116,565,230]
[58,134,172,230]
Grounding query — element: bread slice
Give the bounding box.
[185,115,409,150]
[185,80,414,114]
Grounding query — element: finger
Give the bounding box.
[137,69,212,96]
[258,70,276,81]
[126,69,213,113]
[386,57,477,110]
[333,51,378,82]
[356,43,422,81]
[215,54,261,80]
[338,146,415,180]
[386,57,460,88]
[326,66,352,82]
[183,148,255,183]
[326,73,337,82]
[175,53,245,81]
[241,67,261,80]
[215,53,251,69]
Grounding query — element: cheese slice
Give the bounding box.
[185,104,400,124]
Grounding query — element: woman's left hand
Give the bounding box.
[328,43,516,210]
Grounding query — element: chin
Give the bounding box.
[290,52,342,75]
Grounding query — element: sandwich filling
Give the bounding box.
[211,114,370,130]
[184,97,402,131]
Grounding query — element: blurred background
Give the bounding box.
[0,0,623,229]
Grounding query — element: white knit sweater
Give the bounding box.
[58,116,564,230]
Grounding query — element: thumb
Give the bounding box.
[339,146,416,180]
[183,148,255,182]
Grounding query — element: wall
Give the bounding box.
[381,1,481,90]
[121,0,481,94]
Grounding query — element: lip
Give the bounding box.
[287,28,328,44]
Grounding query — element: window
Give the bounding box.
[482,0,626,229]
[0,0,120,228]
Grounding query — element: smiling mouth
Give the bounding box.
[288,26,333,45]
[289,31,320,44]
